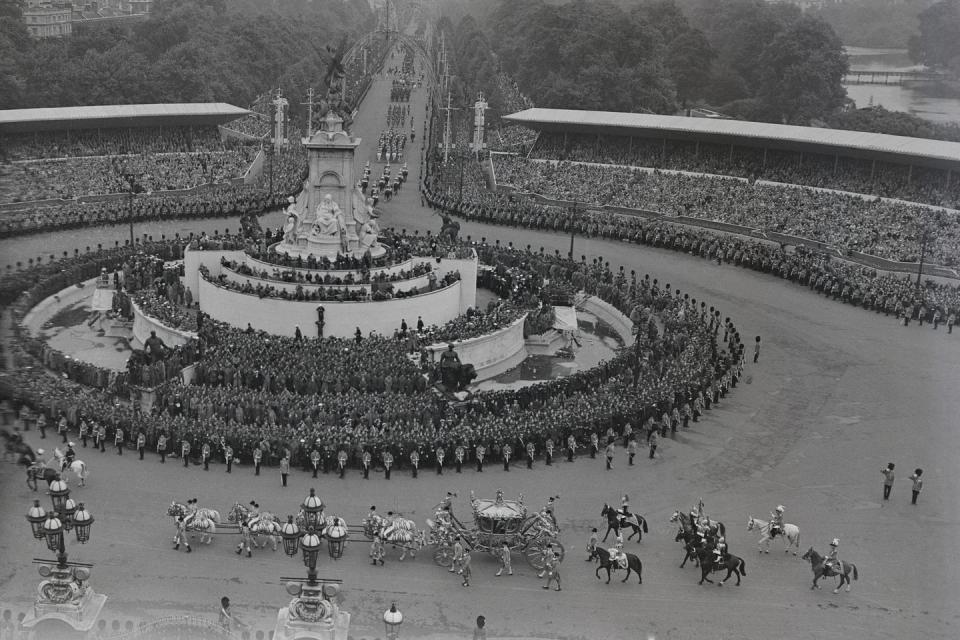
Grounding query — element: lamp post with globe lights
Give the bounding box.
[21,479,106,638]
[273,491,352,640]
[383,602,404,640]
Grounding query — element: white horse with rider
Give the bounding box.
[52,446,88,486]
[747,515,801,555]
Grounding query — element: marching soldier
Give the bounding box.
[475,444,485,472]
[435,446,445,475]
[502,442,512,472]
[157,432,168,463]
[526,441,535,469]
[362,450,372,479]
[97,423,106,452]
[310,448,320,478]
[280,454,291,487]
[454,445,465,473]
[545,437,554,466]
[382,450,394,480]
[337,449,348,479]
[566,434,576,462]
[181,438,191,467]
[410,449,420,478]
[224,443,234,473]
[79,419,89,448]
[590,432,599,459]
[137,430,146,460]
[114,425,124,455]
[202,441,211,470]
[253,446,262,476]
[627,436,637,466]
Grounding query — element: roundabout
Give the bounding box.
[1,37,958,640]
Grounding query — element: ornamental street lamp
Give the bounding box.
[300,488,326,530]
[383,602,403,640]
[279,516,323,585]
[22,482,105,638]
[325,518,347,560]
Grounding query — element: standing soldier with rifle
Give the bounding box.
[137,430,146,460]
[526,441,535,469]
[545,438,554,466]
[362,450,372,479]
[157,432,167,463]
[202,441,211,470]
[410,449,420,478]
[476,443,485,472]
[382,450,394,480]
[253,446,262,476]
[435,446,445,475]
[181,438,191,468]
[224,442,234,473]
[455,445,465,473]
[338,449,348,479]
[502,442,512,471]
[310,448,321,479]
[114,426,124,455]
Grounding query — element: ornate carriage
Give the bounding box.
[427,489,563,570]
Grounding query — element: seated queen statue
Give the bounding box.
[311,194,345,243]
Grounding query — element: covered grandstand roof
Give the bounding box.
[503,108,960,169]
[0,103,250,134]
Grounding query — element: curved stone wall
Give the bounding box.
[426,315,529,382]
[131,299,197,349]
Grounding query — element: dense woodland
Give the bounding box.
[0,0,375,112]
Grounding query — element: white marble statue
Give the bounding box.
[282,196,301,244]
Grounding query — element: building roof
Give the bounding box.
[0,103,251,134]
[503,108,960,168]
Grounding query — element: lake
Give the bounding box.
[844,47,960,125]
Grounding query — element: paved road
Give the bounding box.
[2,49,959,640]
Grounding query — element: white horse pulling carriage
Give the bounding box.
[228,502,283,551]
[363,512,425,561]
[166,501,221,545]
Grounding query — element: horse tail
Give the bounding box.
[852,564,858,581]
[641,517,648,533]
[739,557,746,576]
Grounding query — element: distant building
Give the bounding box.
[23,2,73,38]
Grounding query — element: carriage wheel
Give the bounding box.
[434,545,455,567]
[523,537,565,570]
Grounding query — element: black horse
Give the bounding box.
[696,547,747,586]
[601,504,648,543]
[591,547,642,584]
[675,529,707,568]
[26,465,59,492]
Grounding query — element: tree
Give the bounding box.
[909,0,960,74]
[756,16,848,124]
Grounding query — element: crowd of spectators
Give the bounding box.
[529,133,960,208]
[490,154,960,266]
[2,238,739,473]
[1,147,260,203]
[0,126,225,161]
[221,256,434,286]
[424,185,960,328]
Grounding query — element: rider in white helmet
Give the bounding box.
[825,539,840,573]
[770,505,785,538]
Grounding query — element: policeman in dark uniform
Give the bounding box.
[310,448,321,478]
[476,444,485,472]
[383,450,394,480]
[157,432,167,463]
[202,441,211,470]
[502,443,512,471]
[526,441,535,469]
[224,444,234,473]
[362,450,372,479]
[410,449,420,478]
[137,431,146,460]
[545,438,554,466]
[454,445,465,473]
[253,446,262,476]
[435,446,445,475]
